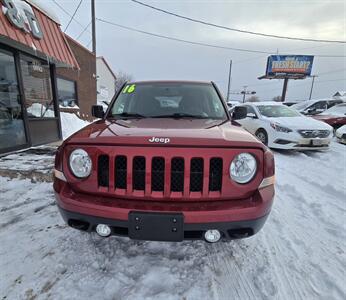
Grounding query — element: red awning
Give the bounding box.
[0,3,78,69]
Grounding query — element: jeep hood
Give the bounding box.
[66,118,264,149]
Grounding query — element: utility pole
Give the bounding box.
[242,86,248,103]
[309,75,317,100]
[226,60,232,101]
[91,0,96,55]
[281,78,289,102]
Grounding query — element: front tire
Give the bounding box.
[255,129,268,146]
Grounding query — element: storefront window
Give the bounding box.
[57,78,78,107]
[0,49,27,151]
[20,55,55,118]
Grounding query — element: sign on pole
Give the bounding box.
[265,55,314,77]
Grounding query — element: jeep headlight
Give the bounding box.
[230,153,257,184]
[69,149,92,178]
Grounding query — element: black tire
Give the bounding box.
[255,129,268,146]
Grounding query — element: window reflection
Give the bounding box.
[57,78,77,108]
[20,55,55,118]
[0,50,27,151]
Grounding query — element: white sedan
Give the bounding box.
[232,102,333,150]
[335,125,346,144]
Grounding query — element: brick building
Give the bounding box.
[56,36,97,121]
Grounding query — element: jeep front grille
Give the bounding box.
[298,130,330,138]
[209,158,223,191]
[98,155,109,187]
[132,156,146,190]
[115,155,127,189]
[190,158,204,192]
[171,157,184,192]
[151,157,165,191]
[99,155,223,196]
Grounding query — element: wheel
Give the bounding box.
[255,129,268,145]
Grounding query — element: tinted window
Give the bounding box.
[310,101,327,110]
[257,105,300,117]
[321,104,346,116]
[20,55,55,118]
[245,105,257,116]
[110,83,227,119]
[327,100,342,108]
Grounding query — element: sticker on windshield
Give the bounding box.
[122,84,136,94]
[127,84,136,93]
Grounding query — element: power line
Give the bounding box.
[130,0,346,44]
[246,69,346,88]
[97,18,270,54]
[52,0,89,30]
[317,68,346,76]
[75,21,91,41]
[64,0,83,33]
[96,18,346,58]
[256,77,346,93]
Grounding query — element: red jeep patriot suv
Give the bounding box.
[54,81,275,242]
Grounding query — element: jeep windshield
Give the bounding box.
[108,82,228,120]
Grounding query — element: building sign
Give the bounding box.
[1,0,43,39]
[265,55,314,77]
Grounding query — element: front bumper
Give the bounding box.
[58,206,269,241]
[268,130,332,150]
[54,179,274,241]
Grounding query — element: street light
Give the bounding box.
[241,86,256,103]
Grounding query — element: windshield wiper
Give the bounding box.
[150,113,208,119]
[111,112,146,119]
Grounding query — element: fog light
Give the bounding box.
[204,229,221,243]
[96,224,111,237]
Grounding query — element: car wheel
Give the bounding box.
[255,129,268,145]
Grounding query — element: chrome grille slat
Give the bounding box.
[298,130,330,138]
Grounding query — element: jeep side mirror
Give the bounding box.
[92,105,104,118]
[232,106,247,120]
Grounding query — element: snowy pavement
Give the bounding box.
[0,142,345,300]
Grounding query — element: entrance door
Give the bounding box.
[0,49,27,153]
[19,55,60,146]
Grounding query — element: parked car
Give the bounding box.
[311,103,346,129]
[232,102,333,150]
[291,99,343,116]
[54,81,275,243]
[335,125,346,144]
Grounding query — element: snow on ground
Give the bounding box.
[60,112,90,140]
[0,142,345,300]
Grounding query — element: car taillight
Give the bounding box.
[264,150,275,178]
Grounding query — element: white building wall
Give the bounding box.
[96,58,116,104]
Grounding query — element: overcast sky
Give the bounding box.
[41,0,345,101]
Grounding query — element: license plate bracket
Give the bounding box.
[311,139,323,146]
[128,211,184,241]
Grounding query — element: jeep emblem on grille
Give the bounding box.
[149,137,170,144]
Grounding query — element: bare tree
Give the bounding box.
[115,71,133,93]
[246,96,260,102]
[272,95,282,102]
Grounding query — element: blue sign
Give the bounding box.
[266,55,314,76]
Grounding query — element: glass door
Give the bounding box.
[0,49,27,153]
